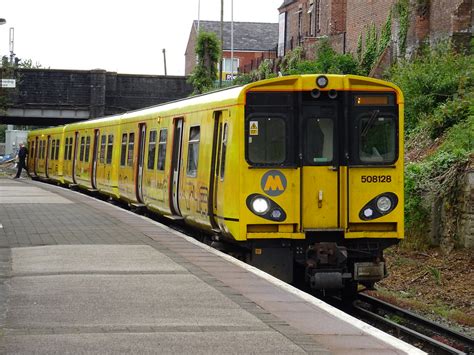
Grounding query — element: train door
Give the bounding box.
[209,111,229,230]
[136,123,147,203]
[301,104,339,229]
[45,136,51,179]
[170,118,184,215]
[72,132,79,184]
[91,129,100,189]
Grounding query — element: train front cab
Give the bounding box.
[240,75,404,293]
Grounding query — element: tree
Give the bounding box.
[188,31,221,94]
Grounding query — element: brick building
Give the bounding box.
[185,21,279,78]
[277,0,472,61]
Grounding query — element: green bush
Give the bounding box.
[389,43,473,132]
[427,92,472,139]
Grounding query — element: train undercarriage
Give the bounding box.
[211,233,399,300]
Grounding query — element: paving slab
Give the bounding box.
[0,178,425,354]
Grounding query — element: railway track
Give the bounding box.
[353,293,474,354]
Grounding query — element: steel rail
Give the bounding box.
[355,293,473,355]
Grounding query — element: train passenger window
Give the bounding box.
[68,138,73,160]
[304,118,333,164]
[358,113,396,164]
[55,139,60,160]
[64,138,69,160]
[79,137,85,161]
[248,116,286,164]
[186,126,200,177]
[99,135,106,163]
[127,133,135,167]
[39,141,42,159]
[51,140,56,161]
[219,123,228,179]
[85,136,91,162]
[157,129,167,171]
[147,130,157,169]
[106,135,114,164]
[120,134,127,166]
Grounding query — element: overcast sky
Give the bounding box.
[1,0,282,76]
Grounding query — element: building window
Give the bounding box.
[157,128,168,171]
[222,58,239,73]
[106,135,114,164]
[186,126,200,177]
[147,130,157,170]
[127,132,134,167]
[278,12,287,56]
[308,0,314,36]
[315,0,320,34]
[297,6,303,45]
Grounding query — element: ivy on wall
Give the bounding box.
[394,0,409,56]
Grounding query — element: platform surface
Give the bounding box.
[0,178,424,354]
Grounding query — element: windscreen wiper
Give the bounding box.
[361,109,380,137]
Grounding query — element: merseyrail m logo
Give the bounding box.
[261,170,287,196]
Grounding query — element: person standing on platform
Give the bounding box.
[14,143,31,179]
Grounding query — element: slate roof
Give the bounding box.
[193,21,278,51]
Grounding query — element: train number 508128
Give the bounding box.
[361,175,392,183]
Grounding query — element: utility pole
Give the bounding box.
[9,27,15,65]
[219,0,224,88]
[162,48,167,76]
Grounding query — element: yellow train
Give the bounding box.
[27,74,404,296]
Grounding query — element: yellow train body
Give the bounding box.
[28,74,404,293]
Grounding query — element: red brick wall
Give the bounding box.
[184,27,198,75]
[430,0,469,42]
[345,0,396,54]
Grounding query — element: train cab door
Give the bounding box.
[91,129,100,189]
[170,118,184,215]
[72,132,79,185]
[45,136,51,179]
[136,123,147,203]
[301,104,339,230]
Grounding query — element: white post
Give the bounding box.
[231,0,234,79]
[197,0,200,32]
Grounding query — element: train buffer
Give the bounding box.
[0,177,425,354]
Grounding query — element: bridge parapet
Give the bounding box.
[0,68,193,125]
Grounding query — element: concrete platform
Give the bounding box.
[0,178,425,354]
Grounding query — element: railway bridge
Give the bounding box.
[0,68,193,126]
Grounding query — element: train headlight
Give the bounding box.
[316,75,328,88]
[359,192,398,221]
[251,197,270,215]
[376,196,392,213]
